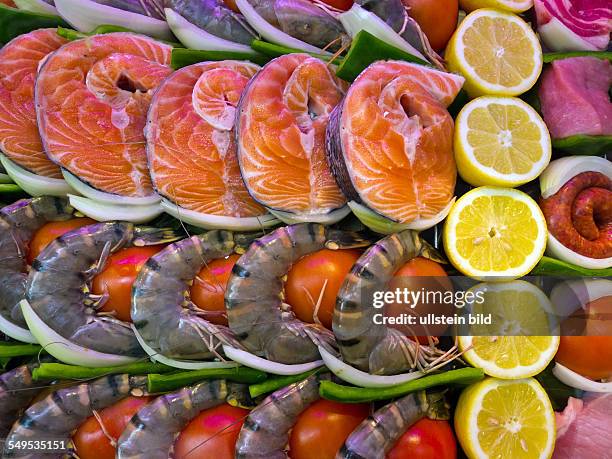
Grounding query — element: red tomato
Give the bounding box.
[174,404,249,459]
[27,217,96,264]
[73,396,151,459]
[386,257,452,343]
[318,0,353,10]
[402,0,458,51]
[190,254,240,326]
[556,296,612,380]
[91,246,163,322]
[289,399,369,459]
[387,418,457,459]
[285,249,361,330]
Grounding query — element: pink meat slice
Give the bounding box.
[539,57,612,139]
[553,393,612,459]
[534,0,612,49]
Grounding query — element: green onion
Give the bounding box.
[0,183,24,194]
[56,25,181,47]
[32,361,175,381]
[0,342,42,358]
[249,368,323,398]
[171,47,269,69]
[148,367,267,393]
[530,256,612,277]
[336,30,429,82]
[0,3,66,44]
[543,51,612,63]
[319,367,484,403]
[250,39,332,62]
[551,134,612,156]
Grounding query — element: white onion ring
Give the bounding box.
[223,345,323,375]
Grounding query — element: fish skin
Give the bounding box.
[539,57,612,139]
[0,29,67,178]
[35,32,172,198]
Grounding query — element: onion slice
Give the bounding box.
[68,194,162,223]
[338,4,427,62]
[319,346,424,388]
[223,345,323,375]
[20,299,138,367]
[13,0,58,15]
[54,0,173,40]
[132,325,239,370]
[547,233,612,270]
[0,155,72,197]
[349,198,455,234]
[161,199,280,231]
[165,8,255,54]
[268,206,351,226]
[550,278,612,318]
[62,170,161,206]
[234,0,330,55]
[553,362,612,393]
[540,156,612,199]
[0,312,37,343]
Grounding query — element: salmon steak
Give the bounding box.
[147,61,266,219]
[326,60,464,225]
[35,32,172,198]
[0,29,67,178]
[236,53,348,221]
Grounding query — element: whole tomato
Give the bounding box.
[27,217,96,263]
[402,0,458,50]
[387,418,457,459]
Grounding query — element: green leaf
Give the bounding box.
[171,47,269,69]
[543,51,612,63]
[530,256,612,277]
[0,3,67,44]
[336,30,430,82]
[551,134,612,155]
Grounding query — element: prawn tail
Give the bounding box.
[423,391,450,421]
[132,227,182,246]
[418,238,447,264]
[325,229,375,250]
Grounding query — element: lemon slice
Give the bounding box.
[459,0,533,13]
[443,187,547,279]
[455,377,556,459]
[455,96,551,187]
[446,9,543,97]
[458,280,559,379]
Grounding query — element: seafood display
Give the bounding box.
[0,0,610,457]
[236,54,348,224]
[326,61,463,230]
[0,196,72,340]
[35,32,172,199]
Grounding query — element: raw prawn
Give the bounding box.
[333,230,456,375]
[236,54,348,223]
[165,0,257,44]
[35,33,172,198]
[337,390,448,459]
[117,379,250,459]
[132,231,255,361]
[248,0,349,50]
[3,374,147,458]
[0,197,72,340]
[0,360,49,438]
[225,223,369,364]
[25,222,177,356]
[235,372,330,458]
